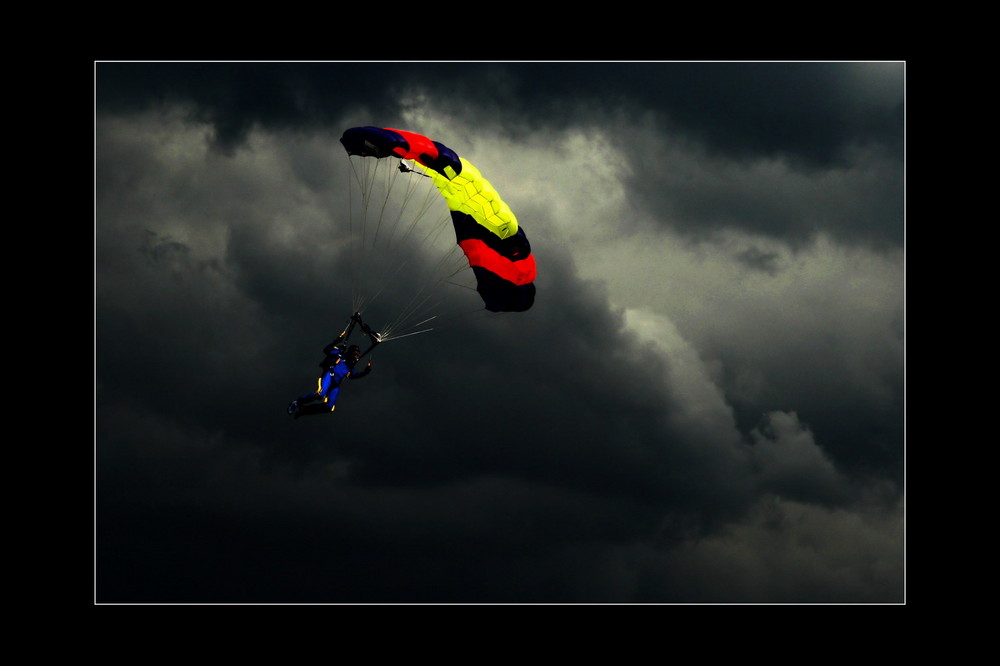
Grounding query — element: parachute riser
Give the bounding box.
[358,340,380,360]
[348,311,383,360]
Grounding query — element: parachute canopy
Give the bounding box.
[340,126,536,312]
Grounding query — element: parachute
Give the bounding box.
[340,127,536,322]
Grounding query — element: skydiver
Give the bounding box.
[287,314,377,418]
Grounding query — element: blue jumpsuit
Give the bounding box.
[291,347,371,416]
[308,354,352,409]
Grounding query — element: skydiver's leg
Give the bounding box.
[294,384,339,418]
[303,374,328,401]
[289,376,326,414]
[290,373,340,418]
[293,401,337,418]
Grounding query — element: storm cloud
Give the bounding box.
[96,61,905,603]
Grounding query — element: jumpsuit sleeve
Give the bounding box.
[350,360,373,379]
[322,331,348,355]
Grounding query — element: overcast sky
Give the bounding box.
[95,61,905,604]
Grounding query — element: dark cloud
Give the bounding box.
[97,61,903,163]
[96,61,904,246]
[96,62,905,603]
